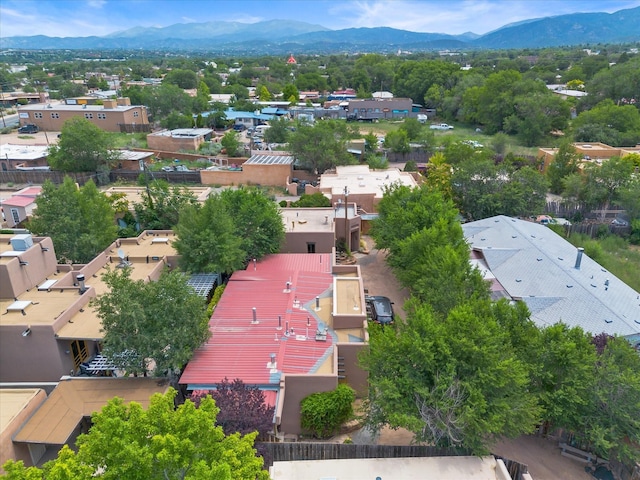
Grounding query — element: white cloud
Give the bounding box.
[87,0,106,8]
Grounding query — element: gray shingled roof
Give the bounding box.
[462,215,640,341]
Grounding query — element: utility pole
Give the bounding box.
[343,185,349,252]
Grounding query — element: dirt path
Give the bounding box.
[354,235,595,480]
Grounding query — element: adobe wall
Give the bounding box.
[282,231,334,254]
[279,373,338,435]
[0,389,47,471]
[336,343,368,397]
[201,163,293,187]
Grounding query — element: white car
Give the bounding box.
[430,123,454,130]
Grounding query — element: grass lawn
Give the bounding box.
[109,132,149,149]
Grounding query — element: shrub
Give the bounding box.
[300,384,355,438]
[206,284,225,317]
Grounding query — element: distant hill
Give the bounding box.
[1,7,639,53]
[475,7,640,48]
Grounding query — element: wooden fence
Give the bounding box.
[0,170,101,186]
[109,170,201,184]
[257,442,530,479]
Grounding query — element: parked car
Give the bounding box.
[18,124,39,134]
[429,123,454,130]
[366,295,395,325]
[161,166,175,172]
[175,165,190,172]
[611,217,629,227]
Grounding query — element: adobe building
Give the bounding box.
[146,128,213,152]
[1,186,42,228]
[311,165,418,214]
[201,154,295,187]
[0,144,49,171]
[17,98,149,133]
[179,252,370,439]
[538,142,640,173]
[0,230,180,383]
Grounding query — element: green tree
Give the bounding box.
[263,117,290,144]
[3,389,269,480]
[173,199,245,274]
[399,117,423,141]
[258,85,271,101]
[583,156,635,220]
[287,119,354,173]
[221,130,241,157]
[584,336,640,464]
[282,84,299,104]
[546,141,580,194]
[383,129,410,157]
[27,178,118,264]
[162,68,199,89]
[133,179,198,230]
[573,100,640,146]
[364,297,540,453]
[290,192,332,208]
[93,268,210,377]
[47,117,117,173]
[218,187,285,262]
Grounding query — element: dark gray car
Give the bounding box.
[366,295,395,325]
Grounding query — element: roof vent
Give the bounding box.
[574,247,584,269]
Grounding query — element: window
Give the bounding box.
[133,111,139,117]
[51,113,59,118]
[307,242,316,254]
[97,113,106,120]
[84,113,93,119]
[34,112,43,119]
[10,208,20,226]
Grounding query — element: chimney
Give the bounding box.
[117,97,131,106]
[574,247,584,269]
[77,274,86,293]
[103,99,117,109]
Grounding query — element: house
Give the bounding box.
[269,456,526,480]
[311,165,418,214]
[0,230,180,383]
[462,215,640,347]
[0,389,47,473]
[146,128,213,152]
[281,207,335,254]
[0,186,42,227]
[347,97,415,121]
[17,98,149,133]
[7,378,169,468]
[112,149,155,171]
[201,154,296,187]
[538,142,640,173]
[0,145,49,172]
[179,253,369,438]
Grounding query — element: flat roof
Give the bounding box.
[244,154,294,165]
[148,128,212,138]
[320,165,417,197]
[462,216,640,340]
[270,456,505,480]
[102,186,212,205]
[0,389,44,433]
[281,208,335,233]
[115,150,154,161]
[18,104,141,112]
[13,377,169,444]
[180,254,335,392]
[0,144,49,160]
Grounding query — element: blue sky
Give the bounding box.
[1,0,639,38]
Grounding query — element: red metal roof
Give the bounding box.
[180,254,334,396]
[1,195,36,207]
[17,187,42,197]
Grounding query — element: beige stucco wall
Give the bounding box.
[336,343,368,397]
[279,373,338,436]
[200,163,293,187]
[146,135,204,152]
[18,106,148,132]
[0,237,57,300]
[0,389,47,472]
[281,231,335,254]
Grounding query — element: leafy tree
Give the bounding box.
[218,187,285,262]
[503,92,570,146]
[287,119,354,173]
[282,83,299,104]
[383,129,410,157]
[263,117,290,144]
[364,297,540,453]
[162,111,194,129]
[162,68,198,89]
[423,152,453,199]
[546,141,580,194]
[258,85,271,101]
[93,267,210,377]
[399,117,423,141]
[572,100,640,146]
[191,378,275,438]
[290,192,332,208]
[221,130,241,157]
[535,324,597,432]
[583,156,635,220]
[363,131,379,154]
[47,117,117,173]
[584,337,640,464]
[134,179,198,230]
[300,384,355,438]
[3,389,269,480]
[173,199,244,274]
[27,178,118,264]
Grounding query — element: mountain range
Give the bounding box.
[2,7,639,54]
